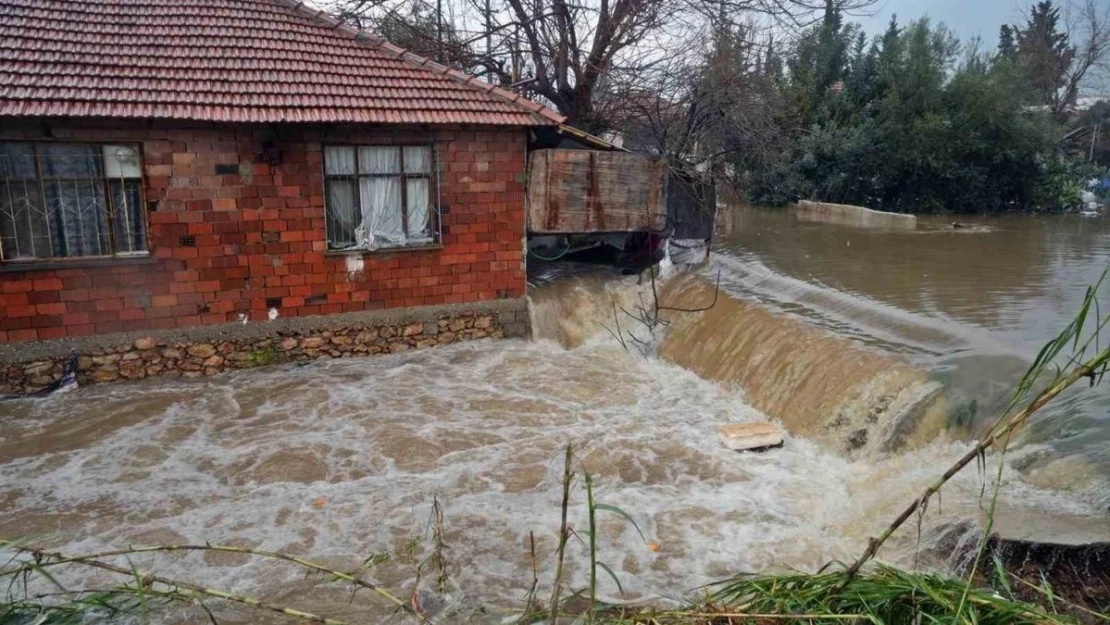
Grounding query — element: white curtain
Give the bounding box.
[325,146,357,176]
[359,176,403,249]
[358,147,403,249]
[406,178,431,242]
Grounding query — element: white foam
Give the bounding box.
[1,338,1103,622]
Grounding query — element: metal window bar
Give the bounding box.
[323,144,438,250]
[0,142,147,262]
[0,146,45,260]
[105,145,148,256]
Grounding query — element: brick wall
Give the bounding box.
[0,120,529,344]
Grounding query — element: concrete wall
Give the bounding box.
[0,119,529,343]
[794,200,917,230]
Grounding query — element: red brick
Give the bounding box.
[32,277,63,291]
[62,312,91,325]
[94,321,124,334]
[2,280,33,294]
[0,123,528,344]
[38,326,68,340]
[36,302,67,315]
[94,298,124,312]
[0,292,30,307]
[8,328,37,341]
[69,323,95,336]
[118,308,147,321]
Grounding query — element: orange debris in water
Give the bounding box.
[648,542,661,552]
[312,497,327,508]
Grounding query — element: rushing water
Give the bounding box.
[709,206,1110,502]
[0,208,1108,623]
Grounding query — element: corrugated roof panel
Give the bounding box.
[0,0,563,126]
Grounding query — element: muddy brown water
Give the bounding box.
[710,206,1110,494]
[1,206,1108,623]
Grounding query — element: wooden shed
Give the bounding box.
[526,149,668,233]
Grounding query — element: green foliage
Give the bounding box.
[248,343,281,366]
[742,9,1086,213]
[710,565,1080,625]
[1014,1,1076,110]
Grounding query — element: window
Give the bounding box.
[323,145,438,251]
[0,142,147,261]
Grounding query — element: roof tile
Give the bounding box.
[0,0,563,126]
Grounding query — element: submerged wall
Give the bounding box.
[0,298,529,395]
[794,199,917,230]
[656,274,947,456]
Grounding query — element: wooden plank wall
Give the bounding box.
[526,149,668,233]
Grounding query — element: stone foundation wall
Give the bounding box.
[0,299,529,395]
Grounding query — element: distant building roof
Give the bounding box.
[1074,95,1110,112]
[0,0,563,126]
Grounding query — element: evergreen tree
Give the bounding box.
[1015,1,1076,109]
[997,24,1017,60]
[743,17,1067,213]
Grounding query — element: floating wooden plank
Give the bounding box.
[719,422,784,452]
[527,149,668,233]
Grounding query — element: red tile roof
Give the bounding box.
[0,0,563,126]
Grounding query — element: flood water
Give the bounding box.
[709,206,1110,497]
[1,206,1109,623]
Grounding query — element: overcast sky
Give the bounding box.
[849,0,1033,46]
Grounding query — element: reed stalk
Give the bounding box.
[3,544,346,624]
[0,538,424,621]
[548,443,575,625]
[586,470,599,619]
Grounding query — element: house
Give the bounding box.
[0,0,562,393]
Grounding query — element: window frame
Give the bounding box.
[321,143,441,252]
[0,140,150,264]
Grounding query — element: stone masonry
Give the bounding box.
[0,299,530,395]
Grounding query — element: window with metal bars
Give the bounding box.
[323,145,439,251]
[0,142,148,262]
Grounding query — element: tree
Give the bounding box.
[745,17,1065,213]
[997,24,1017,61]
[1016,1,1076,111]
[782,1,860,127]
[1010,0,1110,116]
[342,1,484,73]
[1056,0,1110,116]
[331,0,879,133]
[598,16,783,170]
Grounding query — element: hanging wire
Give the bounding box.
[527,237,574,261]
